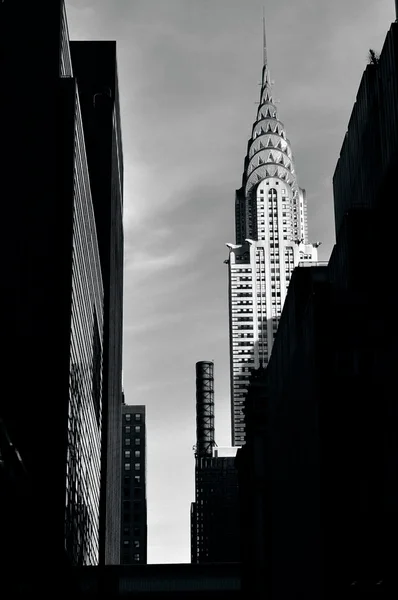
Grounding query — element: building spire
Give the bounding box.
[261,9,271,87]
[263,7,267,67]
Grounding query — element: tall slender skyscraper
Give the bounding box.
[226,20,319,446]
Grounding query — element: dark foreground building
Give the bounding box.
[9,564,241,598]
[0,0,123,583]
[191,362,240,563]
[237,18,398,600]
[121,404,147,565]
[71,40,124,566]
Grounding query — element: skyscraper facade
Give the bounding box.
[0,0,120,574]
[120,404,147,565]
[70,40,124,566]
[226,22,318,445]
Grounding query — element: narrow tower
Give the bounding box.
[226,19,319,446]
[195,361,215,458]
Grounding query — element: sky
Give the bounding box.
[65,0,395,564]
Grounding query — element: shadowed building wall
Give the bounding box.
[237,20,398,599]
[70,40,124,566]
[120,404,147,565]
[0,0,120,580]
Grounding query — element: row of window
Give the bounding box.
[125,463,141,471]
[124,450,141,458]
[123,540,141,548]
[125,425,141,434]
[124,437,141,446]
[125,413,141,422]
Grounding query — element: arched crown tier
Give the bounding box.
[249,133,292,160]
[245,164,298,197]
[247,149,294,176]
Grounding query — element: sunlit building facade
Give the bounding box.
[226,23,318,445]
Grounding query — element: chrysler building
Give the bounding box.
[226,20,319,446]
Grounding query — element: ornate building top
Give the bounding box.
[240,17,298,200]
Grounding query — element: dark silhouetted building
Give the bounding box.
[63,563,243,598]
[121,404,147,564]
[237,18,398,599]
[0,0,123,584]
[191,362,240,564]
[70,40,124,566]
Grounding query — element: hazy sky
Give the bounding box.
[66,0,395,564]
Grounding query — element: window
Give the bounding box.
[134,463,140,471]
[123,540,130,547]
[125,426,131,434]
[124,527,129,535]
[125,414,131,422]
[125,450,131,458]
[134,527,140,536]
[135,414,141,422]
[134,450,140,458]
[135,438,140,446]
[134,475,141,484]
[125,438,131,446]
[124,476,130,485]
[134,554,140,562]
[125,463,131,471]
[135,426,141,433]
[134,540,140,548]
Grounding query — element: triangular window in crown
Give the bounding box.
[258,156,263,165]
[267,138,273,147]
[267,123,272,133]
[277,140,282,149]
[269,152,274,163]
[259,140,264,150]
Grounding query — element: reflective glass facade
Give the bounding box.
[65,90,104,566]
[70,41,125,564]
[60,2,73,78]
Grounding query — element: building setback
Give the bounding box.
[70,40,124,566]
[120,404,147,565]
[0,0,122,581]
[225,19,318,446]
[237,18,398,599]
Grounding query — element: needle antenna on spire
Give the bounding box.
[263,7,267,66]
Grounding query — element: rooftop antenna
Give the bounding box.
[263,7,267,66]
[262,7,271,86]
